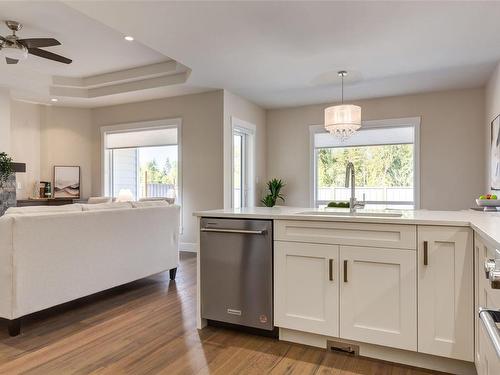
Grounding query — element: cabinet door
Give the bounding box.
[339,246,417,351]
[274,241,339,336]
[418,226,473,361]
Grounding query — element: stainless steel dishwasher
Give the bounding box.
[200,217,273,331]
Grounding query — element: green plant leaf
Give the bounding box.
[0,152,13,186]
[261,178,286,207]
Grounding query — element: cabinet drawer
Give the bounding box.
[275,220,416,250]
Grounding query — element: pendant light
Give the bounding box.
[324,71,361,141]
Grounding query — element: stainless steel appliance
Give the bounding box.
[200,218,273,331]
[480,246,500,359]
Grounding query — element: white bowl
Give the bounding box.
[476,199,500,207]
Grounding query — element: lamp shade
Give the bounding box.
[116,189,134,202]
[324,104,362,140]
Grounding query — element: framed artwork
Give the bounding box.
[53,166,80,199]
[491,115,500,190]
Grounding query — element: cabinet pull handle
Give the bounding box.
[329,259,334,281]
[479,307,500,358]
[200,228,265,235]
[423,241,428,266]
[343,260,348,282]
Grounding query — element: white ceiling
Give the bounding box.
[4,1,500,109]
[0,1,206,107]
[65,1,500,108]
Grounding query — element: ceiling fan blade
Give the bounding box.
[6,57,18,64]
[28,47,72,64]
[18,38,61,48]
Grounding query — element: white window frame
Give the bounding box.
[100,118,182,226]
[309,117,421,208]
[231,117,256,208]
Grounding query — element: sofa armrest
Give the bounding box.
[0,216,14,319]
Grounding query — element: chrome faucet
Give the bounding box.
[345,162,365,213]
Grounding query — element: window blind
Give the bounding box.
[314,125,414,148]
[105,127,177,149]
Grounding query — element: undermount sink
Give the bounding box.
[298,210,403,218]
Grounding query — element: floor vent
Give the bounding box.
[327,340,360,356]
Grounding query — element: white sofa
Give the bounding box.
[0,202,180,336]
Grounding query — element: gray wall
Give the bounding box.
[266,88,485,210]
[91,90,224,246]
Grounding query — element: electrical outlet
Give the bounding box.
[16,182,22,190]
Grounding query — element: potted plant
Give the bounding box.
[261,178,286,207]
[0,152,13,188]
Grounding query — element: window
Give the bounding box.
[311,117,420,209]
[231,118,255,208]
[233,130,245,208]
[102,120,181,204]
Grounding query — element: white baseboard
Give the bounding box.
[180,242,197,253]
[279,328,475,375]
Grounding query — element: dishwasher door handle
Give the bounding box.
[201,228,266,235]
[479,307,500,358]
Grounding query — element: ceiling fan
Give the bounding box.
[0,20,72,64]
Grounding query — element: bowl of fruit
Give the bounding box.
[476,194,500,210]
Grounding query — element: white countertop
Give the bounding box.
[194,207,500,248]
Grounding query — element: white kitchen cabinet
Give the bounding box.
[417,226,473,361]
[274,241,339,336]
[339,245,417,351]
[275,220,416,250]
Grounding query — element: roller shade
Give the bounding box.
[105,127,177,149]
[315,126,414,148]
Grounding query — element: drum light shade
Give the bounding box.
[324,104,362,140]
[324,71,362,141]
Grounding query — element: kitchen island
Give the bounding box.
[194,207,500,375]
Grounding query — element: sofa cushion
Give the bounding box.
[81,202,132,211]
[5,204,83,215]
[87,196,113,204]
[132,200,171,208]
[139,197,175,204]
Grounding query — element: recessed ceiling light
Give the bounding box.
[124,36,134,41]
[51,98,58,102]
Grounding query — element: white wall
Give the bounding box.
[267,88,485,210]
[40,106,94,198]
[92,90,224,246]
[10,100,41,199]
[486,62,500,191]
[0,89,11,154]
[223,90,267,208]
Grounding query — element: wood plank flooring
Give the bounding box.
[0,252,443,374]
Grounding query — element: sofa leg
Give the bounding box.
[169,267,177,280]
[8,318,20,337]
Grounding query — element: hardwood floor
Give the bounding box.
[0,252,442,374]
